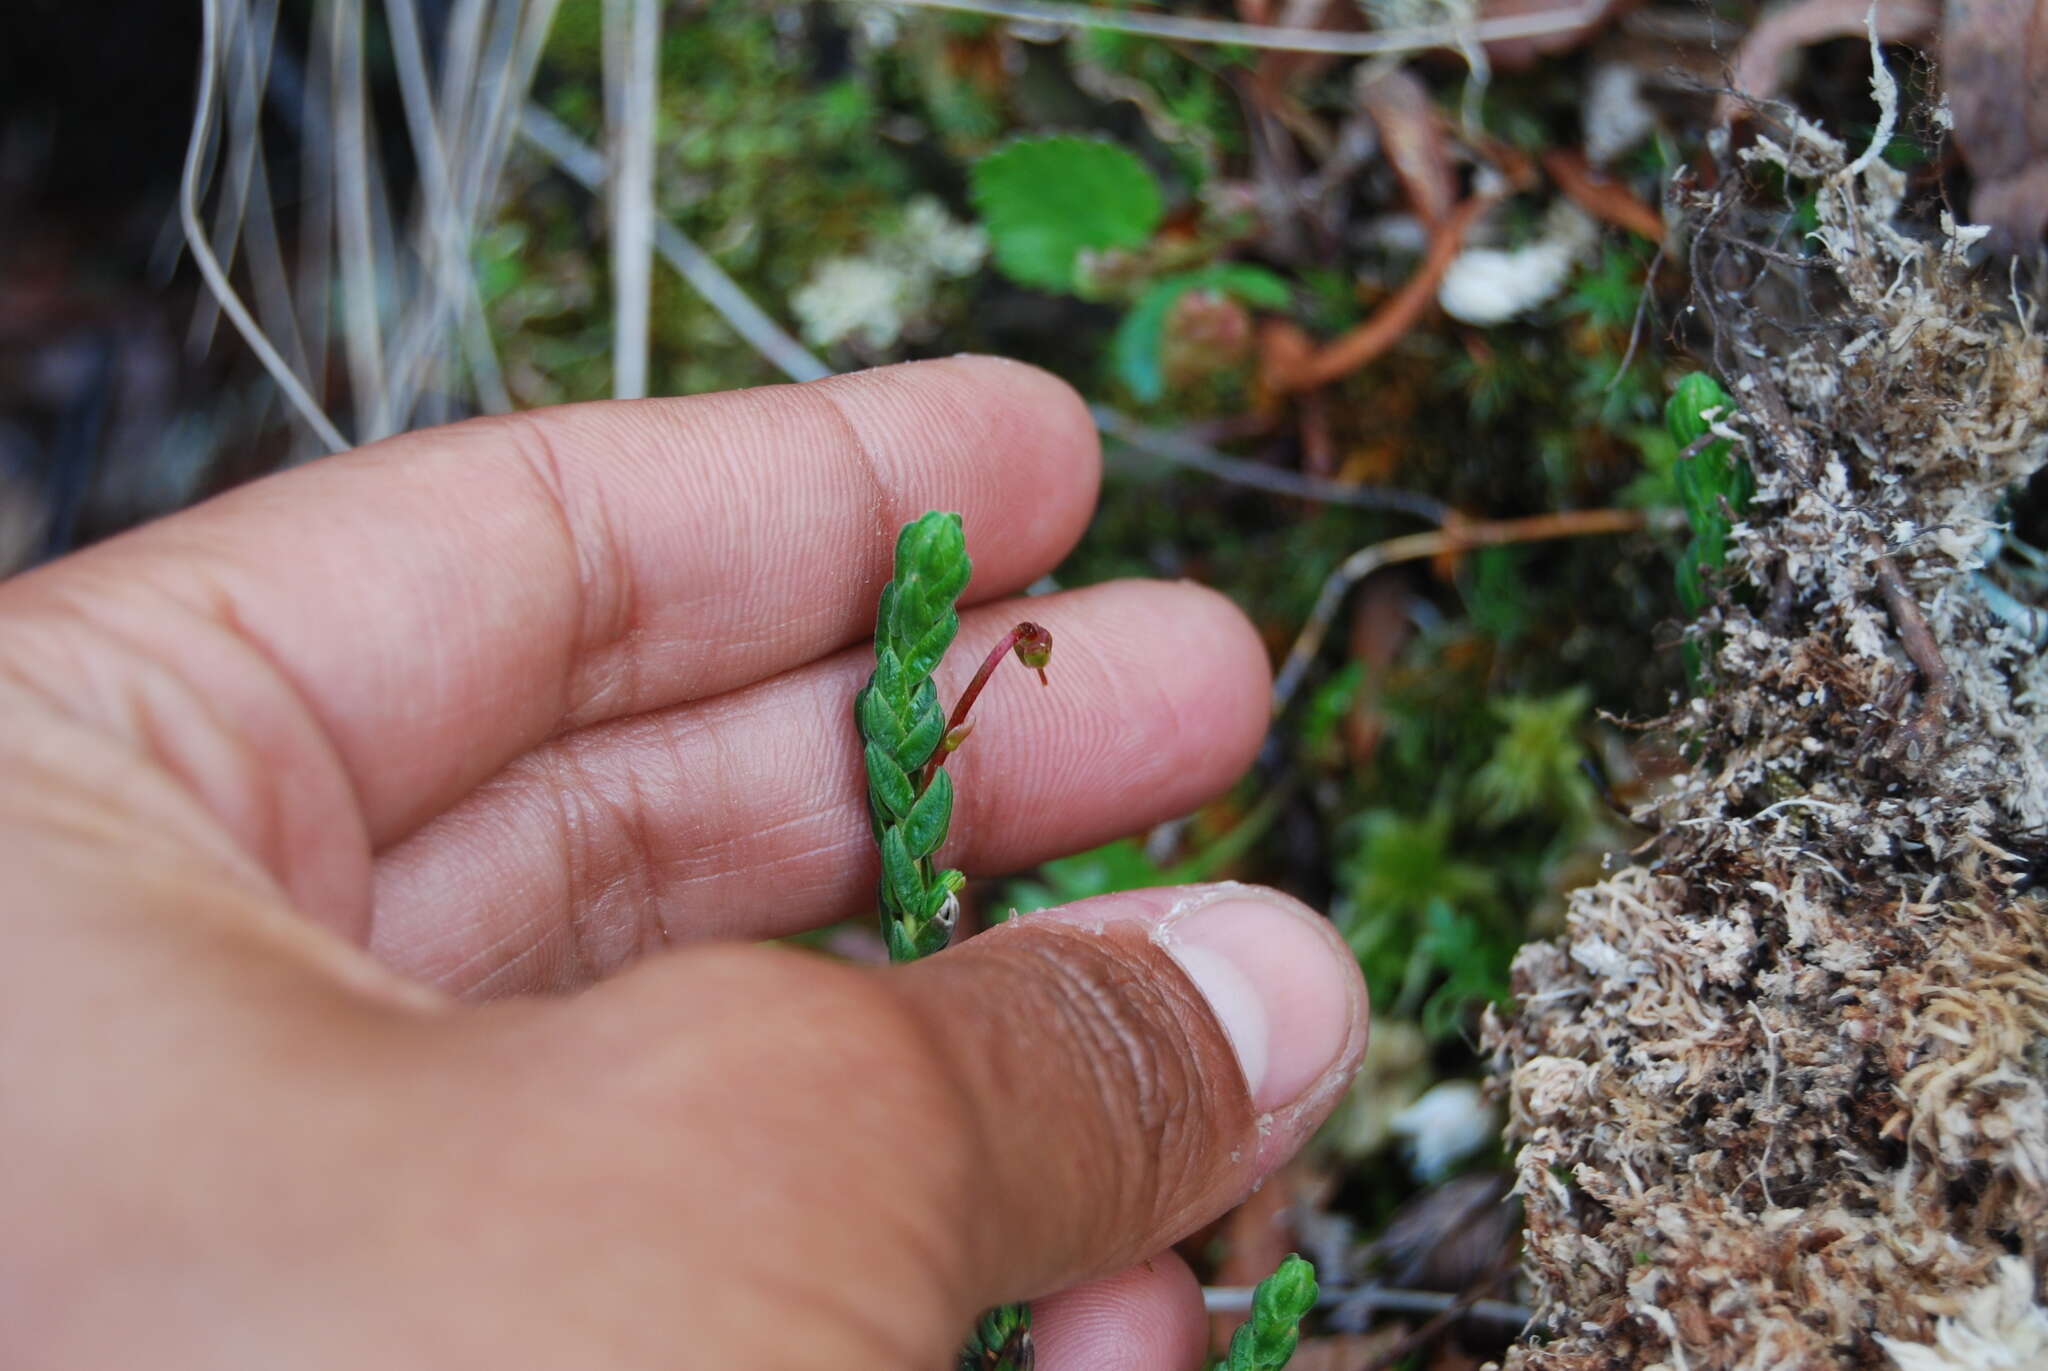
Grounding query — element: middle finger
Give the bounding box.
[369,579,1271,996]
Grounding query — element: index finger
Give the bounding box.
[0,357,1098,863]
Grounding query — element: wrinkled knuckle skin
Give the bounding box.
[947,925,1249,1268]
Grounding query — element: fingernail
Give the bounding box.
[1161,893,1360,1112]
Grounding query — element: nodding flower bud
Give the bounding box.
[1012,621,1053,683]
[920,620,1059,791]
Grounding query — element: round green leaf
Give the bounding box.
[970,136,1164,292]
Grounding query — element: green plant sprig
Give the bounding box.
[957,1300,1034,1371]
[1218,1254,1318,1371]
[1667,370,1753,617]
[856,511,1052,962]
[858,511,1052,1371]
[859,517,1312,1371]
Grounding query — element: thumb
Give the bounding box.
[896,882,1368,1307]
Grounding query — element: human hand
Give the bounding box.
[0,357,1367,1369]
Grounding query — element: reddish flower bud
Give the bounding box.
[919,621,1057,791]
[1012,621,1053,683]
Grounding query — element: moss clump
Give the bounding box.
[1488,99,2048,1369]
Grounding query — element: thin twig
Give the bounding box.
[1091,406,1450,522]
[519,106,833,384]
[214,0,317,407]
[330,0,387,438]
[881,0,1607,58]
[603,0,660,399]
[183,0,349,453]
[438,0,489,157]
[1874,554,1954,758]
[188,0,285,359]
[467,0,565,225]
[1201,1282,1529,1324]
[1541,148,1664,242]
[1357,1261,1519,1371]
[1605,239,1666,393]
[1263,192,1496,394]
[450,0,563,410]
[1273,508,1662,712]
[294,0,339,458]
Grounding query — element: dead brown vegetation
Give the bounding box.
[1487,91,2048,1369]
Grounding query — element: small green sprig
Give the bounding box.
[1220,1254,1318,1371]
[858,511,1052,961]
[958,1301,1034,1371]
[856,511,973,962]
[858,511,1053,1371]
[1667,370,1753,617]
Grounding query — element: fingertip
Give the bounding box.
[925,356,1100,584]
[1022,883,1369,1168]
[1147,576,1273,757]
[1059,578,1270,798]
[810,357,1100,593]
[1032,1252,1209,1371]
[929,353,1102,485]
[913,882,1364,1301]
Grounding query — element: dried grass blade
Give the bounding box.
[183,0,349,452]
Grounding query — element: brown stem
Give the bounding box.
[1274,506,1664,712]
[1262,191,1498,396]
[1875,556,1954,760]
[920,622,1053,791]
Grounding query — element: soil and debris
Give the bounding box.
[1487,81,2048,1369]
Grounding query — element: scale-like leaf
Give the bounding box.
[902,769,954,860]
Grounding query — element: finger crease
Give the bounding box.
[808,383,902,617]
[502,412,639,731]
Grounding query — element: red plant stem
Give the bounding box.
[920,622,1051,791]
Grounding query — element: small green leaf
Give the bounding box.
[898,680,947,770]
[1199,263,1292,308]
[902,769,954,859]
[897,509,964,572]
[880,826,919,914]
[958,1303,1032,1371]
[1675,543,1706,616]
[925,867,966,920]
[866,742,916,822]
[1664,370,1751,626]
[970,136,1164,292]
[902,615,960,682]
[1665,371,1732,451]
[856,686,897,751]
[1111,281,1186,403]
[883,915,921,962]
[873,644,907,703]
